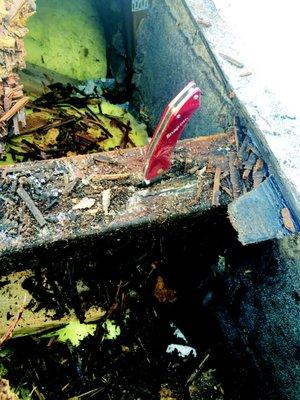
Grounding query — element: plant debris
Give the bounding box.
[0,83,148,165]
[43,320,97,347]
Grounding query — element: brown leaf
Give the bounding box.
[154,276,177,303]
[159,385,180,400]
[281,207,296,233]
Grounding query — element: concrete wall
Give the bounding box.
[133,0,237,138]
[218,236,300,400]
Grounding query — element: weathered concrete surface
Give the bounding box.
[133,0,237,138]
[184,0,300,237]
[216,235,300,400]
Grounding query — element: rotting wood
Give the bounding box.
[242,151,257,180]
[233,117,240,151]
[0,270,106,338]
[212,166,221,206]
[64,177,80,195]
[0,0,36,147]
[237,136,249,161]
[253,158,265,187]
[0,96,30,123]
[188,166,206,206]
[229,152,243,199]
[93,154,121,165]
[0,295,26,347]
[17,186,46,227]
[0,133,236,257]
[221,185,232,198]
[92,173,131,182]
[281,207,296,233]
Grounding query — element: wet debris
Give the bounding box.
[0,82,148,164]
[188,369,224,400]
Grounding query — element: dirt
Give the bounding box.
[0,210,248,400]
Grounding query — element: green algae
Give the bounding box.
[25,0,107,81]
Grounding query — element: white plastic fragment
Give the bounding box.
[73,197,95,210]
[166,344,197,358]
[170,322,188,343]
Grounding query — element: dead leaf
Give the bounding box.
[44,128,59,146]
[159,384,180,400]
[154,276,177,303]
[281,207,296,233]
[73,197,95,210]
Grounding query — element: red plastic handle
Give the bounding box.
[144,81,201,183]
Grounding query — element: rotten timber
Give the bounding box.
[0,132,241,338]
[0,133,235,260]
[0,0,36,153]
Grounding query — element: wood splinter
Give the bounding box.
[219,53,244,68]
[0,96,30,123]
[229,152,243,199]
[17,186,47,227]
[281,207,296,233]
[92,173,130,182]
[197,18,211,28]
[212,166,221,206]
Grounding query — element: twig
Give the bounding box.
[19,118,76,135]
[0,96,30,123]
[92,173,130,182]
[233,116,242,151]
[229,152,243,199]
[219,53,244,68]
[281,208,296,233]
[93,154,120,166]
[187,352,210,384]
[0,296,27,347]
[64,177,79,195]
[221,185,233,198]
[242,151,257,180]
[237,136,249,161]
[197,18,211,27]
[212,166,221,206]
[252,158,265,187]
[240,71,252,77]
[188,166,206,206]
[7,0,27,22]
[17,186,47,227]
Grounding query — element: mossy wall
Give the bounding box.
[25,0,107,81]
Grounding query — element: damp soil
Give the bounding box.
[0,212,262,400]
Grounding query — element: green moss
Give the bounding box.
[25,0,107,81]
[0,363,8,377]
